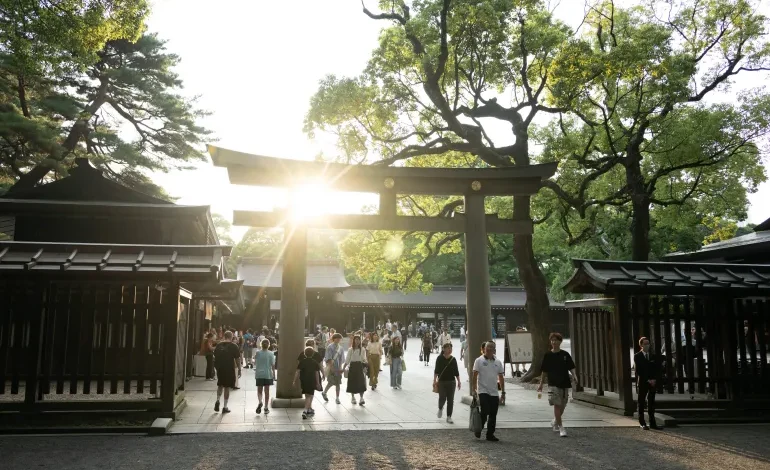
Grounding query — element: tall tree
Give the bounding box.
[306,0,572,379]
[542,0,770,260]
[1,1,210,198]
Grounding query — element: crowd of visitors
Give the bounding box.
[201,320,585,440]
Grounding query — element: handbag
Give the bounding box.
[469,397,483,434]
[315,370,323,391]
[325,344,341,377]
[433,356,454,393]
[401,357,407,371]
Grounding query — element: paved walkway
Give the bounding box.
[3,426,770,469]
[171,338,635,433]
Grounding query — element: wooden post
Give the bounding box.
[464,193,492,381]
[276,224,307,399]
[161,284,181,413]
[613,295,635,415]
[25,285,46,408]
[379,190,397,217]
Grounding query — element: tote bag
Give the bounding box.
[469,397,483,434]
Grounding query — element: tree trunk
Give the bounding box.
[625,156,651,261]
[514,195,552,383]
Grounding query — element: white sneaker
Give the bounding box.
[359,398,365,406]
[437,408,443,418]
[446,417,454,424]
[559,426,567,437]
[551,419,559,431]
[351,397,357,404]
[335,398,341,404]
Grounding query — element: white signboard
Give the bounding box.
[506,332,533,364]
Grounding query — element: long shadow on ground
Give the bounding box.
[1,426,769,470]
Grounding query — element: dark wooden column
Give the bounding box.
[276,225,307,399]
[613,295,635,415]
[464,193,492,379]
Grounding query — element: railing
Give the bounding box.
[0,281,183,413]
[568,296,770,414]
[566,299,617,397]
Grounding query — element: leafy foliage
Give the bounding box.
[541,0,770,260]
[0,1,210,198]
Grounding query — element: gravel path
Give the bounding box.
[2,426,770,470]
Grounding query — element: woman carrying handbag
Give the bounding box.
[433,342,461,424]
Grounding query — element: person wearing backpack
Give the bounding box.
[213,330,241,413]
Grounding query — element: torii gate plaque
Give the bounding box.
[210,145,557,405]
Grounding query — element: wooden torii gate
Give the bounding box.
[210,145,557,404]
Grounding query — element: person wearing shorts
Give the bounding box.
[537,332,576,437]
[213,330,241,413]
[295,346,324,419]
[254,338,275,414]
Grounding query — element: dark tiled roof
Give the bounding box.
[0,241,230,281]
[3,158,171,204]
[565,259,770,295]
[336,285,564,309]
[755,216,770,232]
[237,258,350,290]
[663,230,770,262]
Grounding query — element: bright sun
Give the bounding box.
[287,183,333,222]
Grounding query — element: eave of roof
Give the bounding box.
[0,241,232,281]
[0,198,211,217]
[564,258,770,295]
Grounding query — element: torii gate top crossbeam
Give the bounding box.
[209,145,557,196]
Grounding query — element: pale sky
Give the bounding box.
[147,0,769,240]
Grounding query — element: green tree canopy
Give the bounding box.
[1,1,211,198]
[541,0,770,260]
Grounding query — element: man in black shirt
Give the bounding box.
[537,332,576,437]
[213,330,241,413]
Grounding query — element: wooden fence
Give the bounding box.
[568,295,770,415]
[0,281,187,413]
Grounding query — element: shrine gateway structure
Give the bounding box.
[210,145,557,404]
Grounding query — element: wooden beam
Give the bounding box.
[233,210,534,234]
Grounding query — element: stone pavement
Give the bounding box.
[171,338,635,433]
[3,426,770,470]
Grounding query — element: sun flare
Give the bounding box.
[287,183,334,222]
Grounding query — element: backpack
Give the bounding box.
[214,342,235,368]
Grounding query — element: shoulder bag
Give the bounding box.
[433,356,454,393]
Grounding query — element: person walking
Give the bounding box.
[471,341,505,441]
[635,336,660,430]
[202,332,216,381]
[295,346,324,419]
[537,332,577,438]
[316,327,329,361]
[322,333,345,404]
[434,342,461,424]
[401,326,408,351]
[422,331,433,366]
[388,336,404,390]
[460,325,466,342]
[438,328,451,348]
[343,336,367,405]
[367,333,383,390]
[243,329,254,368]
[254,338,275,415]
[213,330,241,414]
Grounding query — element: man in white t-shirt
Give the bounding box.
[385,320,392,332]
[391,325,402,342]
[472,341,505,442]
[438,329,451,347]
